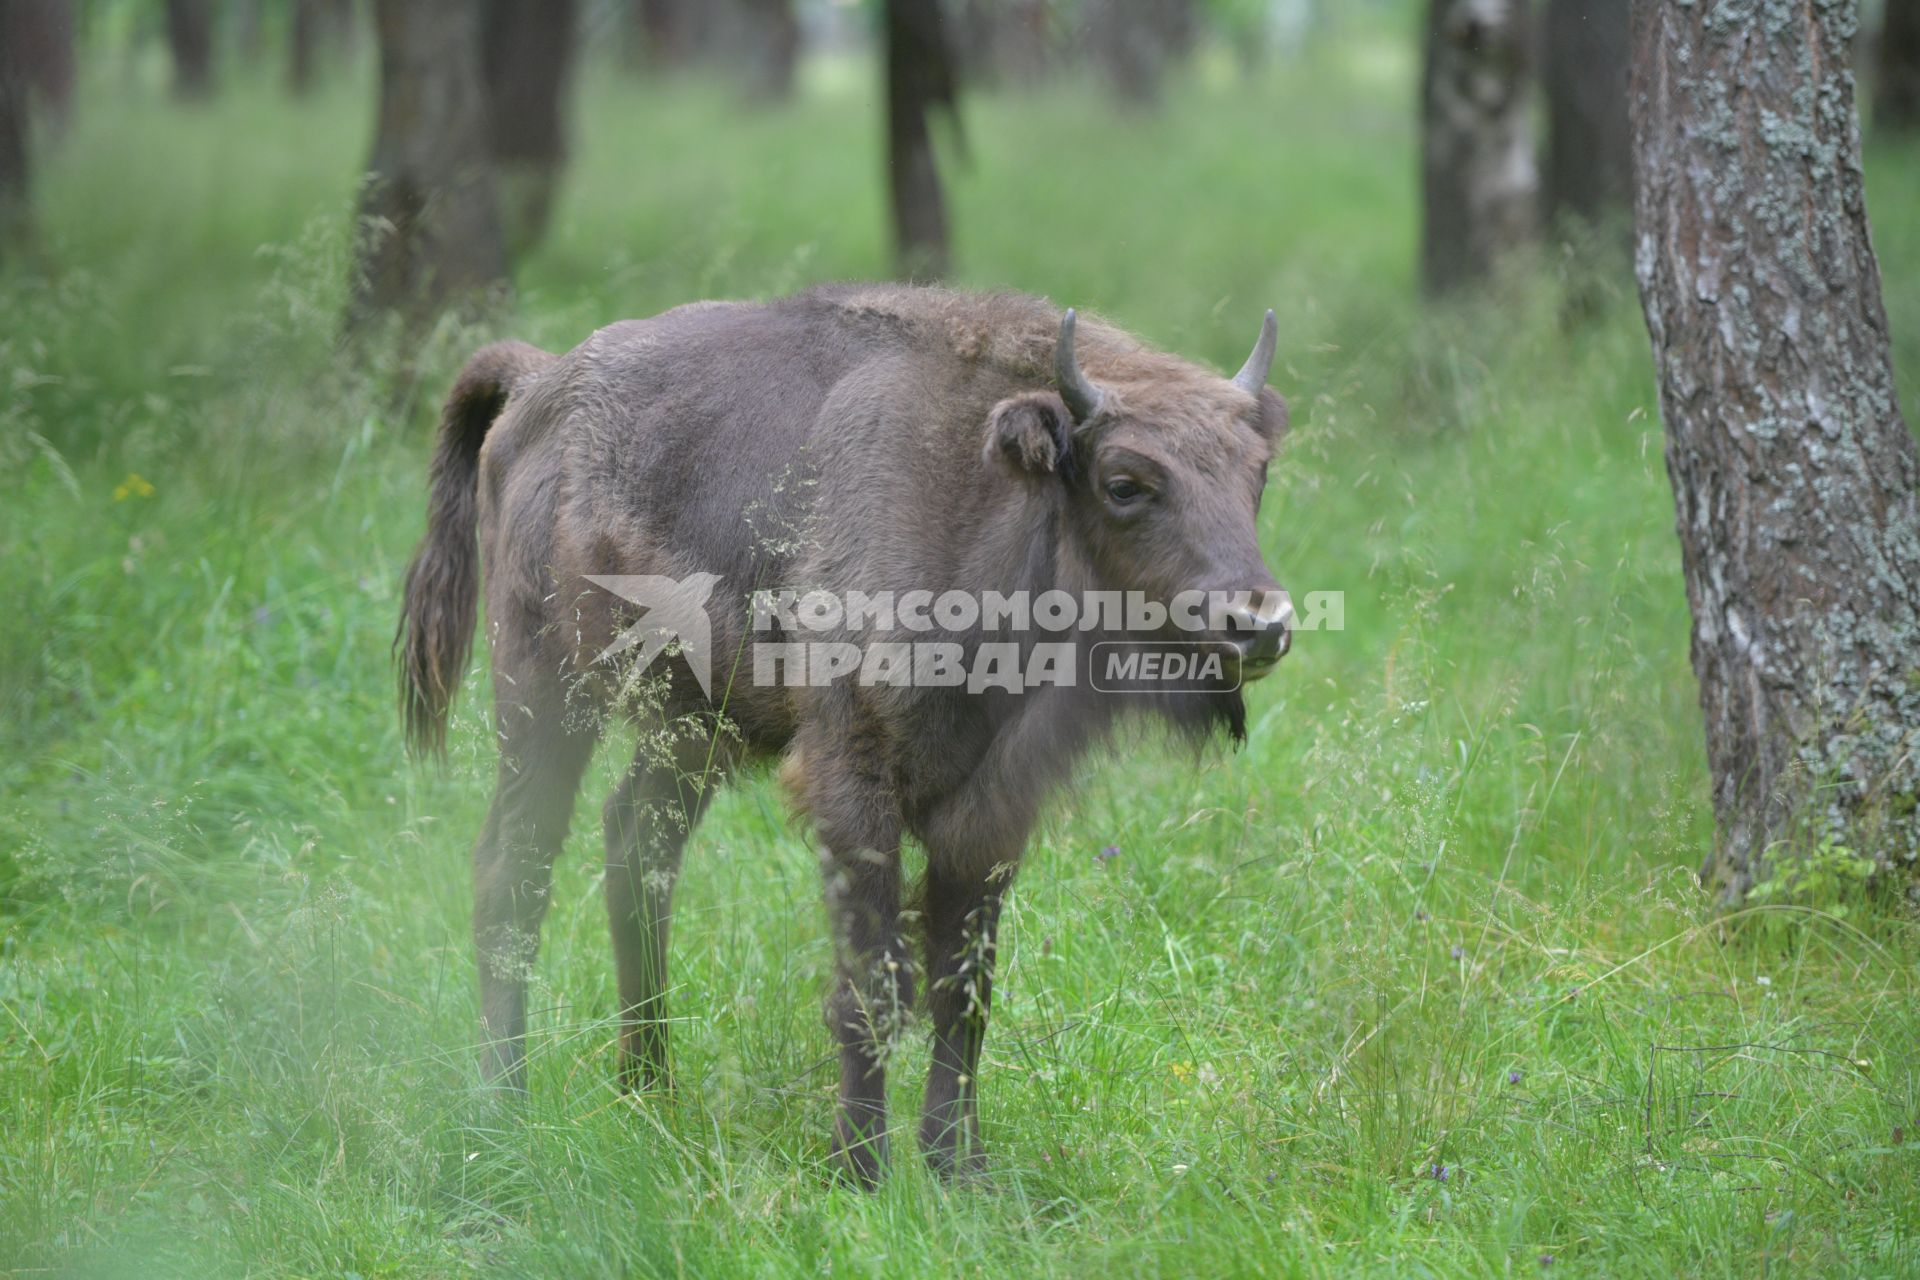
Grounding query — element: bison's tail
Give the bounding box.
[397,340,554,758]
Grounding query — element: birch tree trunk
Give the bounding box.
[1631,0,1920,902]
[1420,0,1536,294]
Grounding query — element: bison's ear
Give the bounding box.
[984,391,1077,481]
[1253,387,1291,443]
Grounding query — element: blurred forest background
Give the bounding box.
[3,1,1920,1276]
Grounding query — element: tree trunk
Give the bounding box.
[348,0,508,333]
[1084,0,1191,106]
[234,0,263,62]
[324,0,358,60]
[630,0,709,69]
[958,0,1051,88]
[289,0,321,95]
[481,0,577,255]
[0,0,31,257]
[10,0,74,134]
[884,0,957,279]
[1879,0,1920,131]
[164,0,218,101]
[1420,0,1536,295]
[290,0,358,95]
[627,0,798,99]
[1542,0,1631,230]
[983,0,1052,87]
[1631,0,1920,903]
[735,0,801,103]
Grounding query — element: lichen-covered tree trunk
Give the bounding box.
[347,0,508,333]
[164,0,217,101]
[481,0,578,255]
[1631,0,1920,902]
[1420,0,1536,294]
[0,0,31,256]
[1879,0,1920,131]
[1542,0,1631,229]
[884,0,957,279]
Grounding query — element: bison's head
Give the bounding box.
[987,308,1293,686]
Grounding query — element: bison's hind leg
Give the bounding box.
[603,723,731,1094]
[473,691,601,1093]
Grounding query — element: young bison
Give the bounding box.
[398,285,1292,1184]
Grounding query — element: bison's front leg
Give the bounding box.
[821,839,910,1186]
[918,861,1009,1178]
[806,737,912,1187]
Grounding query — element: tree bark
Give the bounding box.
[164,0,218,101]
[1879,0,1920,131]
[481,0,578,255]
[348,0,508,333]
[1631,0,1920,902]
[1420,0,1536,295]
[1542,0,1631,230]
[885,0,957,279]
[0,0,31,257]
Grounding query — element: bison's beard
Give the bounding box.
[1163,686,1248,748]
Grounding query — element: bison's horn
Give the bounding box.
[1054,308,1106,423]
[1232,309,1278,395]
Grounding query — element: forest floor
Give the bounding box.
[4,39,1920,1279]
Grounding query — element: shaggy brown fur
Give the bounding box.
[396,284,1292,1185]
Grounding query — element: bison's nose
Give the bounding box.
[1217,590,1292,678]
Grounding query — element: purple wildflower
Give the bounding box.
[1097,844,1120,862]
[1508,1069,1523,1085]
[1450,944,1465,960]
[1540,1256,1555,1268]
[1429,1163,1448,1181]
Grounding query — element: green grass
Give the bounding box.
[4,37,1920,1279]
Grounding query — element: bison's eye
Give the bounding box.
[1104,477,1145,505]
